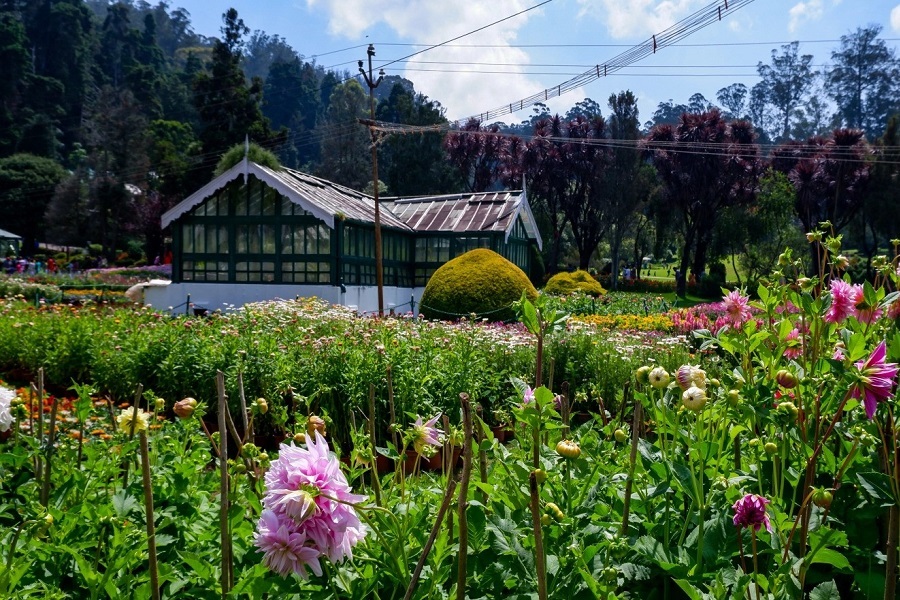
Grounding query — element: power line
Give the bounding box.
[450,0,758,125]
[376,0,555,71]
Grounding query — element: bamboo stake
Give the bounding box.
[475,404,488,505]
[530,471,548,600]
[620,400,643,536]
[456,393,473,600]
[367,384,382,507]
[216,371,233,596]
[139,430,161,600]
[403,476,459,600]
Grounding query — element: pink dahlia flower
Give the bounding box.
[852,340,899,420]
[257,431,367,575]
[255,509,324,579]
[783,328,802,360]
[824,279,858,324]
[722,290,753,328]
[522,386,535,406]
[412,413,444,455]
[732,494,772,532]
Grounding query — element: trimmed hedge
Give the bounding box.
[419,249,537,322]
[544,270,606,297]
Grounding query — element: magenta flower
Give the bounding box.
[255,510,323,579]
[783,328,802,360]
[256,432,367,576]
[522,385,535,406]
[722,290,753,328]
[824,279,858,324]
[852,341,899,420]
[411,413,444,455]
[732,494,772,532]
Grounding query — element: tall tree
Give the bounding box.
[645,110,761,295]
[827,25,900,139]
[263,57,320,167]
[564,98,602,122]
[0,153,67,252]
[753,42,816,141]
[772,129,871,274]
[83,87,150,258]
[377,84,456,195]
[317,79,371,191]
[519,116,570,273]
[560,115,612,269]
[242,30,296,82]
[443,118,506,193]
[604,90,657,289]
[192,9,278,170]
[716,83,748,120]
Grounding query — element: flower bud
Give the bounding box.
[776,369,799,389]
[173,398,196,419]
[306,415,326,436]
[635,366,651,385]
[812,487,833,508]
[614,428,628,443]
[556,439,581,459]
[648,367,670,389]
[764,442,778,455]
[727,389,740,406]
[681,386,707,411]
[241,442,260,458]
[834,255,849,270]
[256,398,269,414]
[533,469,548,484]
[154,398,166,411]
[293,432,307,445]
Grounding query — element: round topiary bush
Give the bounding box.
[544,269,606,297]
[419,248,537,322]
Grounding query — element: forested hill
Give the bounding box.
[1,2,898,280]
[0,1,462,258]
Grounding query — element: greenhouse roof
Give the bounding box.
[162,159,543,250]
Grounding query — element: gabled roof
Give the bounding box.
[0,228,21,240]
[161,160,542,249]
[382,190,543,250]
[161,159,411,231]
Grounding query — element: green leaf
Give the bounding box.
[809,580,840,600]
[673,579,704,600]
[111,490,139,518]
[808,548,850,570]
[857,472,897,507]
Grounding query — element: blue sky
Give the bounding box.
[174,0,900,126]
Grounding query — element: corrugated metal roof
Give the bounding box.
[381,191,522,234]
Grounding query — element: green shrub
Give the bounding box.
[419,248,537,322]
[544,269,606,297]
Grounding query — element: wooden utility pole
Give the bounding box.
[359,45,385,316]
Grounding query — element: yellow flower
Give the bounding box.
[117,407,150,433]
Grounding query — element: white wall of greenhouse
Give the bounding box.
[143,282,423,316]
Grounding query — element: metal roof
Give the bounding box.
[382,191,543,250]
[162,160,542,249]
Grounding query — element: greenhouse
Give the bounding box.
[146,158,541,314]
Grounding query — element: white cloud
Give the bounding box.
[788,0,825,33]
[575,0,707,40]
[305,0,547,121]
[892,4,900,33]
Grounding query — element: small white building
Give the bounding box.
[144,158,542,315]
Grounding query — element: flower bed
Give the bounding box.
[2,234,900,598]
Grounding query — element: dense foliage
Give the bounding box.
[2,233,900,597]
[419,249,538,323]
[544,270,606,297]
